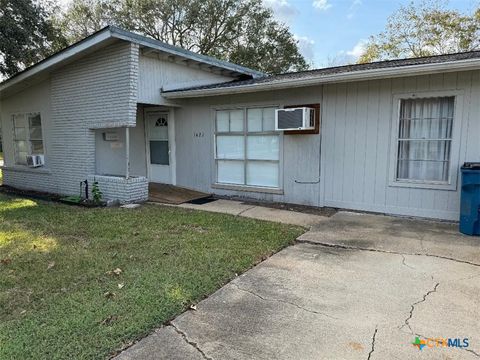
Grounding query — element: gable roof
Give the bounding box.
[0,26,264,97]
[162,50,480,98]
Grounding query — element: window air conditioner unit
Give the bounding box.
[26,154,45,168]
[275,107,315,131]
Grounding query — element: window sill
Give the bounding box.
[388,179,457,191]
[212,183,284,195]
[0,165,52,175]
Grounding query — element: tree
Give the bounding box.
[359,1,480,63]
[58,0,112,43]
[58,0,308,74]
[0,0,67,78]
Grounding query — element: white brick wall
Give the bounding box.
[51,41,138,195]
[2,168,57,193]
[2,41,140,198]
[87,175,148,203]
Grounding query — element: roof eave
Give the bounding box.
[109,27,264,78]
[162,58,480,99]
[0,26,264,97]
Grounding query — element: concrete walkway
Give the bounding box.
[177,199,328,227]
[116,203,480,360]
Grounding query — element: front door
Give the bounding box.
[146,111,172,184]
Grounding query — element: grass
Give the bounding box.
[0,194,304,359]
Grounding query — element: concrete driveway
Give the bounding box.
[116,211,480,360]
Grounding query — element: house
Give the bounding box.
[1,26,479,221]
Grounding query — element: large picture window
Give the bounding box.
[394,96,455,184]
[215,107,280,188]
[12,113,44,165]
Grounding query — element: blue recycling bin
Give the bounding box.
[460,163,480,235]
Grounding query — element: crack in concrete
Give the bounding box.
[400,254,415,270]
[465,348,480,357]
[231,283,339,320]
[297,240,480,267]
[170,323,213,360]
[236,205,257,217]
[367,326,378,360]
[401,283,440,334]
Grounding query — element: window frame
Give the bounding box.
[213,105,283,192]
[388,91,463,191]
[0,117,3,155]
[11,112,45,166]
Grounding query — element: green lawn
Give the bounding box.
[0,194,304,359]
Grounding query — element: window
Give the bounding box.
[215,107,280,188]
[0,118,3,154]
[149,114,169,165]
[393,96,455,185]
[12,113,44,165]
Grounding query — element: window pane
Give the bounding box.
[30,126,43,141]
[230,110,244,132]
[216,111,229,132]
[247,135,279,160]
[398,140,451,162]
[16,152,28,165]
[150,141,169,165]
[13,114,26,128]
[216,136,244,159]
[247,161,279,187]
[247,108,262,132]
[31,141,44,154]
[150,117,168,140]
[29,114,42,128]
[399,97,454,139]
[262,108,276,131]
[15,141,27,153]
[397,160,449,182]
[14,127,27,140]
[217,160,244,184]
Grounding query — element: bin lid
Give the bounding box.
[462,162,480,170]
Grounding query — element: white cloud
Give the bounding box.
[294,35,315,64]
[312,0,332,11]
[347,0,362,19]
[346,39,367,59]
[264,0,299,24]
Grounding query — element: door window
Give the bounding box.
[150,114,169,165]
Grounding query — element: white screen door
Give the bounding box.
[147,112,172,183]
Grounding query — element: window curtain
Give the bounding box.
[397,97,454,182]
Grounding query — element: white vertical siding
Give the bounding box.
[174,70,480,220]
[174,87,322,205]
[138,55,233,105]
[321,71,479,220]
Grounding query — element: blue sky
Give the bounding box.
[264,0,478,68]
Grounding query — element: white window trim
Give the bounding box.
[212,105,284,192]
[11,112,45,167]
[388,90,464,191]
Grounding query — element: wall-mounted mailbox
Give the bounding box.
[103,131,120,141]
